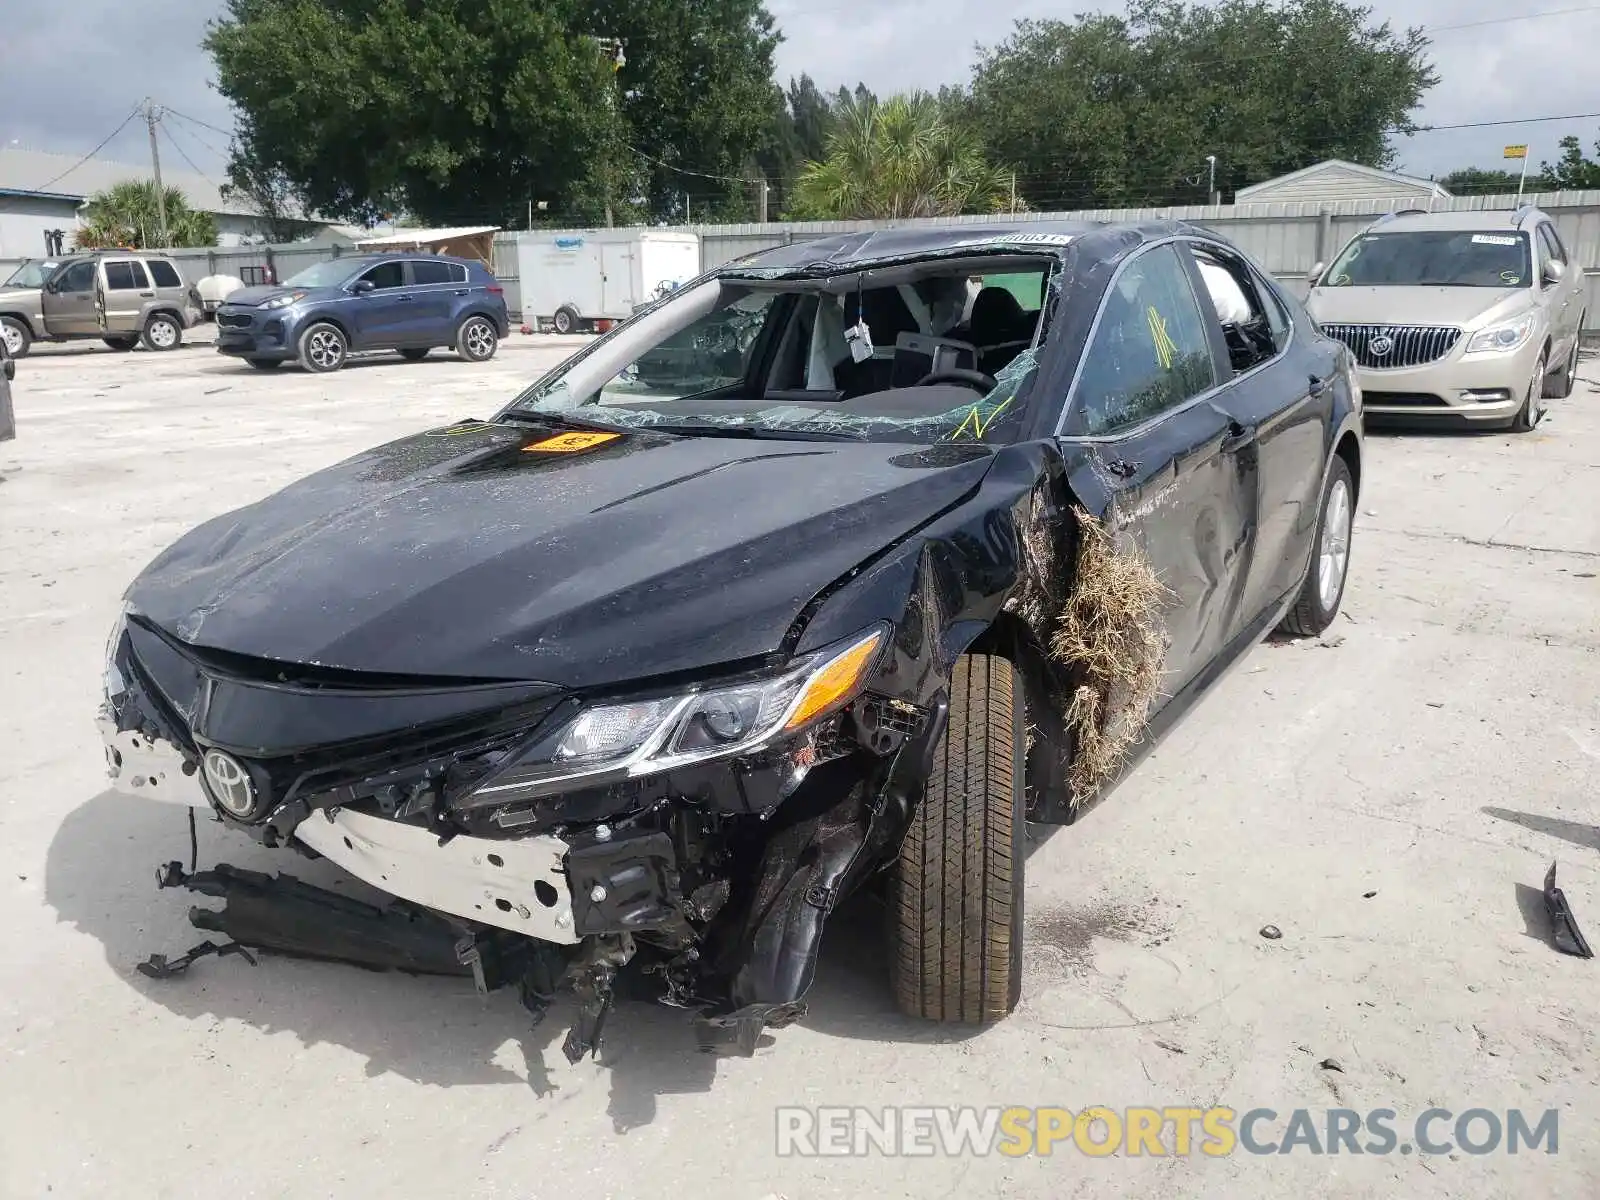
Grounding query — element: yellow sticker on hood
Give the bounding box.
[523,430,621,453]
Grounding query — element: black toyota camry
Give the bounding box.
[99,221,1362,1058]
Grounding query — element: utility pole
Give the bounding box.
[1206,155,1219,206]
[143,98,169,248]
[1010,172,1017,214]
[527,198,533,231]
[684,192,690,225]
[757,178,769,223]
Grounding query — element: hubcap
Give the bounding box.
[1317,478,1352,612]
[150,320,177,348]
[1,323,20,355]
[308,330,343,368]
[1530,357,1546,425]
[465,321,494,357]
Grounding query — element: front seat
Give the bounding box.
[965,287,1033,375]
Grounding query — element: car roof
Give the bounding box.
[727,219,1209,273]
[1362,208,1546,233]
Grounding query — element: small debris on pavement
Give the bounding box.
[1154,1039,1186,1055]
[203,387,231,396]
[1575,572,1597,580]
[1426,701,1444,709]
[1319,1058,1344,1073]
[1318,635,1346,649]
[1363,891,1378,899]
[1260,924,1283,940]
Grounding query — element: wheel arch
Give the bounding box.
[0,311,39,338]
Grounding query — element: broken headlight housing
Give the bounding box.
[103,601,131,702]
[462,625,889,807]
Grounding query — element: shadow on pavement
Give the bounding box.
[1483,806,1600,853]
[45,788,963,1127]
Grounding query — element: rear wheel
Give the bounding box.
[298,322,348,373]
[245,357,282,371]
[141,313,182,352]
[399,348,431,362]
[890,654,1025,1024]
[552,306,579,336]
[102,336,138,351]
[1551,320,1584,400]
[1512,352,1547,432]
[456,315,498,362]
[1278,456,1354,637]
[0,317,29,358]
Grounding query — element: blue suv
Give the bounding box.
[214,254,510,372]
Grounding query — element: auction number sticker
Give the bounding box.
[523,430,622,453]
[1471,234,1519,246]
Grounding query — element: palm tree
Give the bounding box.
[75,180,218,250]
[789,92,1018,220]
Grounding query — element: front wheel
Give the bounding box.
[1512,352,1547,432]
[456,315,498,362]
[298,322,348,373]
[141,313,182,352]
[889,653,1024,1024]
[0,317,30,358]
[1278,456,1354,637]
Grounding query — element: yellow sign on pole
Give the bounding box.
[1504,144,1528,159]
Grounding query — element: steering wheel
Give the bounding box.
[915,368,997,393]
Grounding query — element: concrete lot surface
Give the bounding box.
[1,330,1598,1199]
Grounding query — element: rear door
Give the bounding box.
[600,241,632,315]
[406,258,460,341]
[1189,238,1334,632]
[346,259,410,348]
[41,260,99,336]
[1536,223,1578,355]
[100,259,151,335]
[1058,240,1251,701]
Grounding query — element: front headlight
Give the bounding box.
[1465,313,1537,355]
[103,604,129,701]
[464,625,889,806]
[257,291,307,310]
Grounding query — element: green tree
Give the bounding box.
[1436,167,1523,196]
[788,92,1017,219]
[207,0,781,226]
[76,180,218,249]
[1537,135,1600,190]
[967,0,1437,210]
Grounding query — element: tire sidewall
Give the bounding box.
[299,323,347,373]
[459,316,497,361]
[1006,661,1026,1012]
[143,314,181,351]
[2,317,32,358]
[553,307,576,335]
[1309,459,1354,626]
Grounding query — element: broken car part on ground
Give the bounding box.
[99,221,1363,1059]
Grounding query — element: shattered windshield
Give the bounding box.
[4,261,61,289]
[503,254,1057,444]
[1324,231,1533,288]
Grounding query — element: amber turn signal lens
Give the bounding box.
[783,630,885,732]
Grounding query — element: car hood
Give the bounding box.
[1307,286,1532,330]
[220,284,339,308]
[0,286,41,307]
[125,421,995,689]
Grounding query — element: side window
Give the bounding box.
[1075,244,1218,435]
[1257,273,1292,351]
[148,260,182,288]
[57,261,96,293]
[1192,248,1281,374]
[410,260,454,286]
[358,261,405,290]
[104,261,149,290]
[451,262,470,284]
[1538,224,1566,265]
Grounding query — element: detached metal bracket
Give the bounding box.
[1545,862,1593,958]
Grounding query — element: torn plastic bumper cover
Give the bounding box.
[103,616,937,1060]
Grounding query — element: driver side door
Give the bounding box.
[346,259,410,349]
[41,260,100,337]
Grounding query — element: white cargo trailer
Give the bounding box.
[517,229,701,334]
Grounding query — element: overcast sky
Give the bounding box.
[2,0,1597,194]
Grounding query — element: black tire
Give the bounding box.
[552,306,579,336]
[890,653,1025,1024]
[1512,351,1547,432]
[399,348,431,362]
[298,322,348,373]
[1278,456,1355,637]
[102,336,138,351]
[1551,319,1583,400]
[0,316,31,359]
[456,315,499,362]
[246,357,283,371]
[140,312,183,352]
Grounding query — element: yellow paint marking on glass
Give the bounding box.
[522,430,622,453]
[1147,306,1179,370]
[949,395,1015,441]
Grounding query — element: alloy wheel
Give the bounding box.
[1317,477,1352,613]
[464,320,495,359]
[308,330,344,370]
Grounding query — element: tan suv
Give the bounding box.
[1305,207,1586,431]
[0,253,203,357]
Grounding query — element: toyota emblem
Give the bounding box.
[1370,335,1394,357]
[201,749,258,817]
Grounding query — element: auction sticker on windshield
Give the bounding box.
[523,430,622,453]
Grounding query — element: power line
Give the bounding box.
[159,120,224,191]
[1410,111,1600,133]
[163,109,231,160]
[161,107,234,139]
[627,144,756,185]
[10,106,141,196]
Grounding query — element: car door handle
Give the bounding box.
[1221,421,1257,454]
[394,294,414,302]
[139,291,154,298]
[454,289,470,296]
[1308,373,1329,397]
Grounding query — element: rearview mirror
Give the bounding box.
[350,279,376,295]
[1542,259,1565,286]
[1307,261,1325,287]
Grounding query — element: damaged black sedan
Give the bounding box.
[99,221,1362,1058]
